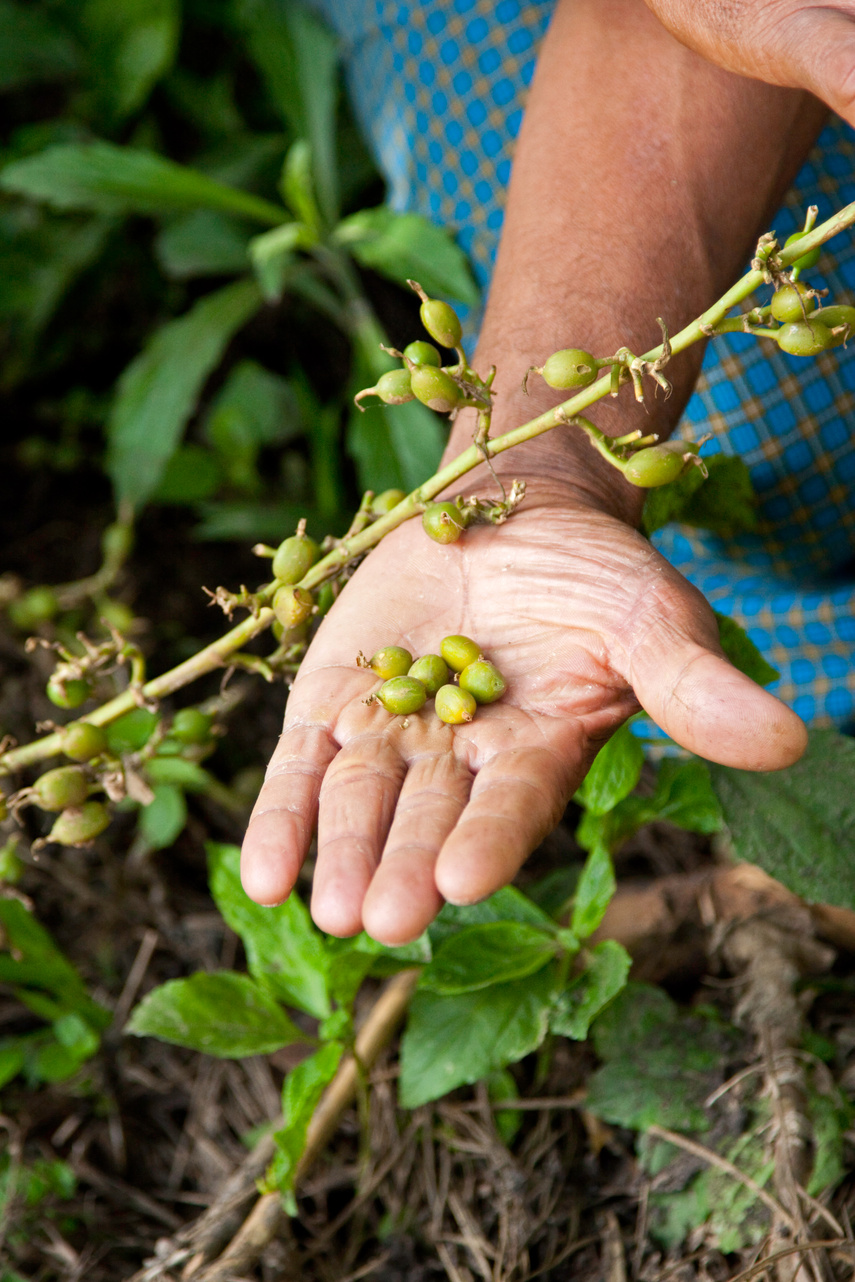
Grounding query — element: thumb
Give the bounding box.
[776,9,855,129]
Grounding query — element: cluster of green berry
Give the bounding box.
[361,635,507,724]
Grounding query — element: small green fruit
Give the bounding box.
[272,533,320,584]
[48,800,110,846]
[33,766,89,812]
[770,282,815,324]
[541,349,598,390]
[403,340,442,367]
[776,320,833,357]
[410,366,460,413]
[376,676,427,715]
[422,502,466,544]
[784,230,821,271]
[171,708,214,745]
[61,722,108,762]
[435,684,476,724]
[623,440,697,488]
[272,585,314,629]
[459,660,507,704]
[369,646,413,679]
[47,676,92,710]
[375,368,414,404]
[371,488,407,516]
[97,598,134,633]
[419,298,463,349]
[440,635,482,672]
[408,654,449,696]
[9,586,59,631]
[812,305,855,345]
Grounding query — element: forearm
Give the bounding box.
[447,0,827,516]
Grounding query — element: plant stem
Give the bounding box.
[4,199,855,776]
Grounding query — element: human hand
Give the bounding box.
[240,476,806,945]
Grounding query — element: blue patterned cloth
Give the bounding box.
[313,0,855,729]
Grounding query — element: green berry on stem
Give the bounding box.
[376,368,415,404]
[47,676,92,709]
[422,501,466,544]
[48,800,110,846]
[33,766,89,812]
[623,440,698,488]
[812,305,855,345]
[369,646,413,679]
[784,230,821,271]
[8,586,59,631]
[414,291,463,349]
[61,722,108,762]
[371,488,407,516]
[539,349,598,390]
[776,320,833,357]
[459,659,507,704]
[410,365,460,413]
[171,708,214,745]
[403,340,441,367]
[272,533,320,584]
[376,676,427,715]
[272,585,314,629]
[440,634,482,672]
[770,282,815,324]
[435,684,477,724]
[408,654,449,696]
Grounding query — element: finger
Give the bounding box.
[779,10,855,129]
[361,749,474,946]
[311,735,407,937]
[434,740,580,906]
[241,723,338,905]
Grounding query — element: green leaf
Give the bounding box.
[205,359,301,493]
[651,758,723,834]
[575,722,644,816]
[126,970,304,1056]
[191,499,318,543]
[549,940,631,1040]
[709,728,855,908]
[714,612,779,686]
[0,142,285,225]
[399,966,555,1108]
[280,140,321,232]
[207,843,330,1018]
[641,454,757,538]
[0,898,108,1029]
[238,0,339,224]
[429,885,554,951]
[570,842,616,939]
[139,784,187,850]
[155,210,251,279]
[153,444,222,504]
[106,278,262,511]
[145,757,211,791]
[0,1038,27,1090]
[105,707,159,754]
[77,0,179,123]
[420,922,557,995]
[0,2,79,93]
[248,221,313,301]
[335,206,480,306]
[265,1040,344,1202]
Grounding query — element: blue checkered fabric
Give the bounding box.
[312,0,855,729]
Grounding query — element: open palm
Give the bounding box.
[241,482,806,944]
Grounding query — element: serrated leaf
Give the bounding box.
[335,206,479,306]
[640,456,708,537]
[106,278,262,511]
[127,970,304,1056]
[419,922,557,996]
[399,966,554,1108]
[0,142,285,224]
[652,758,723,834]
[429,885,554,951]
[77,0,179,123]
[709,729,855,907]
[641,454,757,538]
[155,209,251,279]
[207,843,330,1018]
[0,2,79,93]
[570,842,616,939]
[549,940,630,1040]
[575,722,644,816]
[265,1040,344,1202]
[714,612,779,686]
[139,784,187,850]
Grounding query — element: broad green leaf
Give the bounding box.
[126,970,304,1056]
[145,757,211,791]
[205,359,301,493]
[77,0,179,123]
[335,206,479,306]
[191,499,318,543]
[0,898,108,1028]
[419,922,557,995]
[714,612,779,686]
[0,1038,27,1090]
[429,885,554,951]
[709,729,855,907]
[0,2,79,93]
[641,454,757,538]
[399,966,554,1108]
[139,784,187,850]
[153,444,222,504]
[570,842,616,939]
[207,843,330,1018]
[0,142,285,225]
[248,220,313,301]
[105,707,159,754]
[239,0,339,224]
[487,1069,523,1146]
[549,940,630,1040]
[265,1040,344,1203]
[106,278,262,511]
[651,758,723,833]
[575,722,644,816]
[155,210,251,279]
